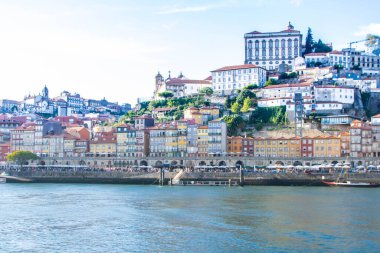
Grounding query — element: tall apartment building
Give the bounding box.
[244,22,302,71]
[207,119,227,155]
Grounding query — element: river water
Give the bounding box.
[0,184,379,253]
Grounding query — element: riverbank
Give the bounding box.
[3,170,380,186]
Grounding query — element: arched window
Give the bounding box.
[275,39,279,48]
[262,40,266,48]
[269,39,273,49]
[288,39,292,56]
[255,40,259,49]
[248,40,252,59]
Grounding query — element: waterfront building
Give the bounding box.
[312,136,341,158]
[186,123,198,157]
[197,126,208,157]
[211,64,267,95]
[349,120,372,157]
[340,131,350,157]
[11,123,36,153]
[116,124,137,158]
[0,142,10,161]
[242,137,254,156]
[244,22,302,71]
[177,120,188,157]
[89,134,117,157]
[207,119,227,155]
[254,137,301,158]
[149,124,179,157]
[300,137,314,158]
[227,136,243,156]
[371,114,380,157]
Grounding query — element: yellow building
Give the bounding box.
[254,137,300,158]
[90,135,117,157]
[177,121,188,156]
[197,126,208,157]
[313,136,341,158]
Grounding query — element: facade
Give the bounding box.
[304,53,328,66]
[154,72,212,99]
[312,136,341,158]
[371,114,380,157]
[254,137,301,158]
[197,126,208,157]
[350,120,372,158]
[340,131,350,157]
[135,115,154,130]
[207,119,227,155]
[184,106,219,125]
[211,64,267,95]
[0,142,10,161]
[116,124,137,158]
[300,137,314,158]
[0,99,19,113]
[244,22,302,71]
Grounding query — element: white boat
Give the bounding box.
[323,180,380,187]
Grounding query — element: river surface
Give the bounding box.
[0,184,379,253]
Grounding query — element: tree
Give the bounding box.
[334,64,344,73]
[236,89,256,105]
[231,102,241,114]
[305,27,314,55]
[199,87,213,96]
[158,91,174,99]
[264,78,278,87]
[240,97,253,113]
[314,39,332,53]
[224,96,232,109]
[244,84,258,90]
[223,115,246,135]
[7,151,39,165]
[365,34,380,55]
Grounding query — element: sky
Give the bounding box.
[0,0,379,105]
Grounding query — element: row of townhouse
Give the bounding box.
[253,135,341,158]
[346,114,380,158]
[115,117,228,158]
[10,120,90,158]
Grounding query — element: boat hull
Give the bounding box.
[322,181,380,187]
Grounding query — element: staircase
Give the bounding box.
[172,169,185,184]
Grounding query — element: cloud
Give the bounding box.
[156,3,226,15]
[290,0,303,7]
[354,23,380,36]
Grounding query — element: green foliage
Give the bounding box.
[264,78,278,87]
[314,39,332,53]
[250,106,289,126]
[7,151,39,165]
[236,90,256,105]
[240,97,253,113]
[224,96,235,109]
[223,114,246,135]
[279,72,298,79]
[305,27,314,54]
[244,84,258,90]
[158,91,174,99]
[231,102,241,114]
[199,87,213,96]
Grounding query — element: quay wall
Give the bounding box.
[3,169,380,186]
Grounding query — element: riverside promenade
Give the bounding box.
[2,165,380,186]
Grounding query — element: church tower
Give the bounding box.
[42,85,49,98]
[155,72,164,92]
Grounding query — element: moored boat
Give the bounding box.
[322,180,380,187]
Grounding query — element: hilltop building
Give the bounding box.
[244,22,303,71]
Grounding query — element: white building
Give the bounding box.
[154,72,211,99]
[244,22,302,71]
[326,50,350,69]
[304,53,328,66]
[314,85,355,105]
[211,64,267,95]
[259,83,312,99]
